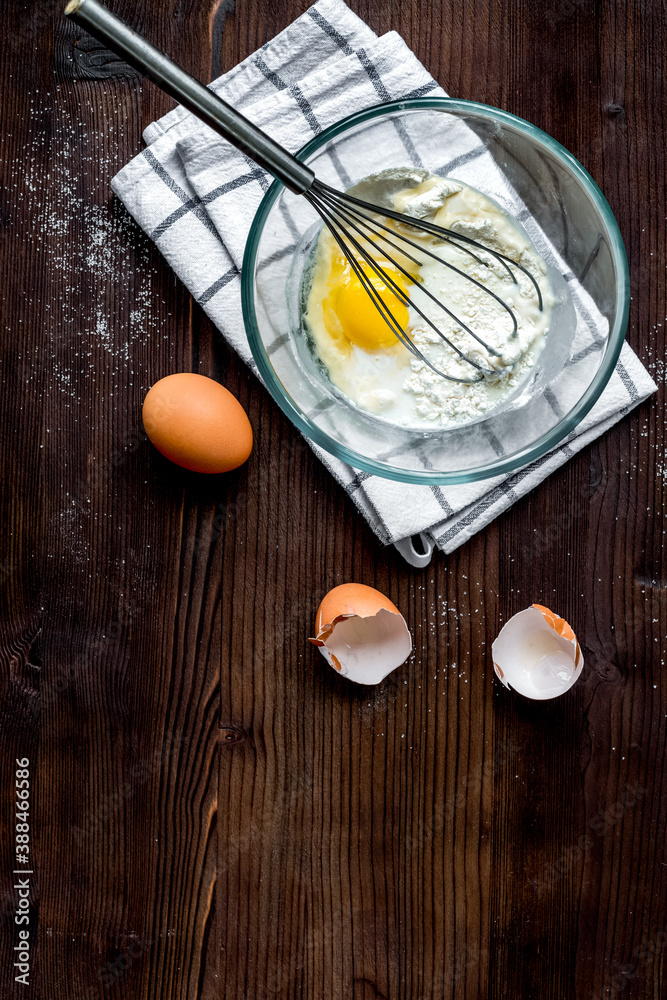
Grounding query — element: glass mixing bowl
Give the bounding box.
[241,99,629,484]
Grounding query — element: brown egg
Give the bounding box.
[142,373,253,474]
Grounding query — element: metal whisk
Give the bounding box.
[65,0,543,384]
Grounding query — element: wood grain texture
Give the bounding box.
[0,1,665,998]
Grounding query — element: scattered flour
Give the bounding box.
[6,86,176,408]
[2,84,178,573]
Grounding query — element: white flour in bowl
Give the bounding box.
[304,170,555,428]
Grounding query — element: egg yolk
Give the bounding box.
[326,260,410,351]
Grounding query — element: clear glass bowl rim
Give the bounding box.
[241,97,629,485]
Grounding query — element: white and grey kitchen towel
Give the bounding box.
[112,0,656,566]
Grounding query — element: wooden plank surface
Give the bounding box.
[0,0,665,997]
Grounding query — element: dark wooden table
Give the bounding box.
[1,1,665,997]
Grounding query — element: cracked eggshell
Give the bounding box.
[309,583,412,685]
[492,604,583,700]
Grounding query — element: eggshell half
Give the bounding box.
[310,583,412,685]
[142,373,253,474]
[492,604,583,700]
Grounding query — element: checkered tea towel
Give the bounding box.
[111,0,656,567]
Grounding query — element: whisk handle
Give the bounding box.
[64,0,315,194]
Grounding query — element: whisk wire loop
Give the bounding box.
[310,192,495,380]
[321,193,521,341]
[307,180,545,382]
[324,181,544,310]
[310,193,445,374]
[314,186,520,355]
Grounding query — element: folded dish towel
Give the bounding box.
[112,0,656,567]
